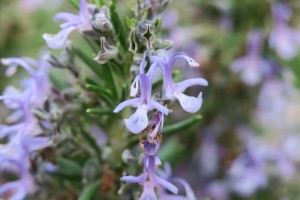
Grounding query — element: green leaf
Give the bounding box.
[75,47,104,78]
[78,180,101,200]
[125,17,137,29]
[49,71,69,89]
[85,77,101,86]
[80,130,102,161]
[68,0,79,9]
[158,138,185,163]
[99,0,105,6]
[163,115,202,136]
[86,108,115,115]
[154,17,162,34]
[109,0,128,50]
[57,157,82,177]
[86,84,115,107]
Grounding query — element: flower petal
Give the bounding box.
[54,12,79,22]
[113,98,140,113]
[125,104,148,134]
[130,76,140,97]
[231,57,247,73]
[155,175,178,194]
[149,100,169,115]
[170,52,199,67]
[79,0,89,20]
[43,26,76,49]
[174,91,203,113]
[172,178,197,200]
[1,58,35,76]
[140,181,157,200]
[120,174,145,183]
[174,78,208,92]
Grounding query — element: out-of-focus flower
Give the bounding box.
[256,77,292,130]
[121,155,178,200]
[0,162,36,200]
[150,51,208,113]
[227,128,268,196]
[198,134,219,177]
[228,153,267,196]
[231,30,271,85]
[43,0,97,49]
[1,57,51,108]
[206,181,229,200]
[269,2,300,59]
[157,163,197,200]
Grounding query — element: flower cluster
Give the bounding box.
[2,0,209,199]
[114,49,207,199]
[0,56,52,199]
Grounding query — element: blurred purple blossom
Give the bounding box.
[231,30,271,85]
[1,57,51,108]
[269,2,300,59]
[156,163,197,200]
[43,0,96,49]
[121,155,178,200]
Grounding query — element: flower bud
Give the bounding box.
[94,37,118,64]
[92,6,113,32]
[136,20,155,49]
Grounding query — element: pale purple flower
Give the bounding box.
[0,144,36,200]
[1,57,51,108]
[231,30,271,85]
[43,0,96,49]
[206,181,229,200]
[228,153,267,196]
[0,95,40,139]
[150,51,208,113]
[256,78,291,129]
[227,128,268,196]
[269,3,300,59]
[121,155,178,200]
[198,135,219,177]
[114,73,169,134]
[156,163,197,200]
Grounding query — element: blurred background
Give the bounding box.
[1,0,300,200]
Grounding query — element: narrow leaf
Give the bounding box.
[86,84,115,107]
[57,157,82,176]
[80,130,102,161]
[86,108,115,115]
[69,0,79,9]
[163,115,202,136]
[109,0,128,50]
[78,180,101,200]
[75,47,104,78]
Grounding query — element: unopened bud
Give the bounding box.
[94,37,118,64]
[92,6,113,32]
[136,20,155,49]
[152,39,173,50]
[129,28,138,53]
